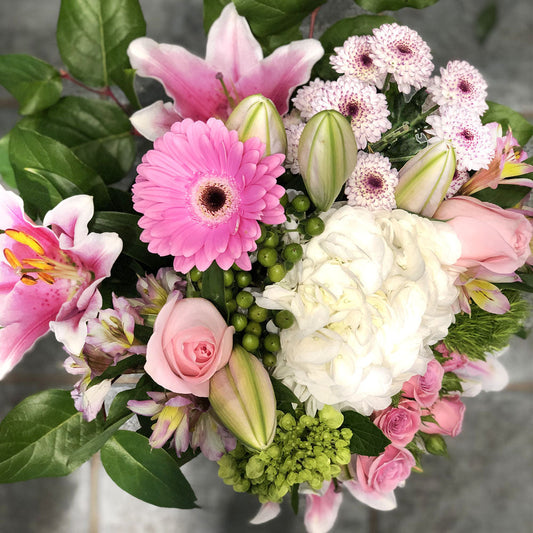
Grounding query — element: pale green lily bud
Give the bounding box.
[297,110,358,212]
[395,140,456,217]
[209,345,276,451]
[226,94,287,155]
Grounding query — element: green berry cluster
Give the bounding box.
[217,405,353,504]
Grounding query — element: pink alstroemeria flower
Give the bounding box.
[127,3,324,140]
[0,187,122,379]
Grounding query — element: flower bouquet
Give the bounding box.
[0,0,532,531]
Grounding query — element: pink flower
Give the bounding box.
[304,481,343,533]
[435,342,468,373]
[454,353,509,397]
[345,445,415,511]
[127,3,323,140]
[434,196,533,276]
[144,293,234,397]
[373,399,421,447]
[0,187,122,379]
[421,395,465,437]
[402,359,444,408]
[132,117,286,273]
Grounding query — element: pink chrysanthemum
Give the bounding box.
[427,60,488,115]
[292,78,330,120]
[284,119,305,175]
[445,168,471,198]
[371,23,433,94]
[132,118,286,273]
[426,106,494,171]
[316,76,391,149]
[345,151,398,210]
[330,35,387,88]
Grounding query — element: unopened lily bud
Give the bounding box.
[226,94,287,155]
[297,110,358,212]
[395,140,456,217]
[209,345,276,451]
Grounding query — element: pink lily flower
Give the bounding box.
[0,187,122,379]
[304,481,343,533]
[127,3,324,140]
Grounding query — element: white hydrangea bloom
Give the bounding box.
[258,205,461,416]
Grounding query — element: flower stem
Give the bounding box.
[308,7,321,38]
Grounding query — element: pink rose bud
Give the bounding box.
[421,395,465,437]
[402,359,444,408]
[373,400,421,447]
[144,293,235,397]
[434,196,533,275]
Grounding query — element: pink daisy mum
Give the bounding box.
[345,151,398,210]
[426,106,494,171]
[445,168,471,198]
[292,78,330,120]
[317,76,391,149]
[427,60,488,115]
[132,118,286,273]
[371,23,433,94]
[284,119,305,175]
[330,35,387,88]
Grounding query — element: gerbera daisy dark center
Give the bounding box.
[201,186,227,213]
[190,176,238,225]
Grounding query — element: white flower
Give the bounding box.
[258,205,461,415]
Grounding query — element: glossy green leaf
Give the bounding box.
[20,96,135,183]
[111,68,141,109]
[0,54,62,115]
[203,0,231,33]
[353,0,439,12]
[200,261,227,317]
[473,183,532,209]
[57,0,146,87]
[314,15,395,80]
[0,389,105,482]
[0,133,16,188]
[9,126,111,218]
[101,431,197,508]
[482,101,533,147]
[342,410,391,456]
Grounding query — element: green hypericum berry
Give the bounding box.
[257,247,278,267]
[280,193,289,207]
[256,224,267,244]
[292,194,311,212]
[248,304,269,322]
[224,288,234,302]
[231,313,248,332]
[263,353,277,367]
[263,333,281,353]
[245,321,262,336]
[242,333,260,352]
[305,216,325,236]
[236,271,252,288]
[262,230,280,248]
[236,290,254,309]
[274,310,295,329]
[223,269,235,287]
[190,267,202,282]
[226,299,237,314]
[283,243,303,262]
[267,263,286,282]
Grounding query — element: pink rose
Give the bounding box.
[421,395,465,437]
[435,343,468,373]
[434,196,532,275]
[145,293,234,396]
[373,400,421,447]
[402,359,444,407]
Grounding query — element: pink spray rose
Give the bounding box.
[373,400,421,447]
[345,445,415,511]
[435,342,468,372]
[421,395,465,437]
[402,359,444,408]
[434,196,532,275]
[145,293,234,396]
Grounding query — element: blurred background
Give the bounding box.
[0,0,532,532]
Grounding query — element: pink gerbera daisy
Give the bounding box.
[132,118,286,273]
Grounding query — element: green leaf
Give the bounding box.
[101,431,197,508]
[476,2,498,44]
[0,389,105,482]
[203,0,231,33]
[0,133,16,188]
[9,126,112,218]
[20,96,135,183]
[200,261,228,317]
[342,410,390,456]
[482,101,533,146]
[260,24,303,55]
[0,54,62,115]
[111,68,141,110]
[314,15,395,80]
[270,376,299,415]
[291,483,300,515]
[233,0,326,38]
[57,0,146,87]
[473,183,532,209]
[353,0,439,12]
[441,372,463,394]
[89,354,146,388]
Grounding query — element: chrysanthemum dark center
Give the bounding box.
[346,102,360,117]
[396,43,412,55]
[360,54,373,67]
[458,80,472,93]
[366,173,384,189]
[460,129,475,141]
[201,186,226,213]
